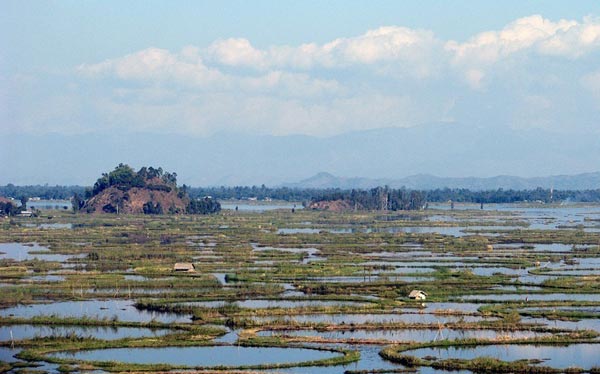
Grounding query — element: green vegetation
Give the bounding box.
[89,164,177,197]
[0,200,22,216]
[1,202,600,371]
[311,187,427,211]
[9,180,600,206]
[186,197,221,214]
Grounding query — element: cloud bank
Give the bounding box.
[5,15,600,136]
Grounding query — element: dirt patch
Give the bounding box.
[308,200,358,212]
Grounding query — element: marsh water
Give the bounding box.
[0,243,81,262]
[2,202,600,372]
[258,328,545,341]
[408,343,600,369]
[0,325,171,341]
[50,346,340,366]
[0,300,190,323]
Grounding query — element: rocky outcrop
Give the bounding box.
[84,186,188,214]
[81,164,221,215]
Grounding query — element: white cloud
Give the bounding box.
[326,26,438,65]
[202,16,600,80]
[79,47,340,98]
[80,15,600,88]
[444,15,600,86]
[9,15,600,137]
[446,15,579,66]
[206,38,265,67]
[538,16,600,58]
[78,47,226,88]
[205,26,441,77]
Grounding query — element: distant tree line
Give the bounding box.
[5,183,600,207]
[0,184,85,200]
[187,185,328,201]
[189,186,599,205]
[311,187,427,210]
[425,187,557,204]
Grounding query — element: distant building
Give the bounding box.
[173,262,195,272]
[408,290,427,300]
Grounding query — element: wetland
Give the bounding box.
[1,202,600,372]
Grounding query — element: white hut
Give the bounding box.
[19,210,33,217]
[408,290,428,300]
[173,263,195,272]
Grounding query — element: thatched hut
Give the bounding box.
[173,262,195,272]
[408,289,427,300]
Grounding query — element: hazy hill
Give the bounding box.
[3,122,600,187]
[286,171,600,190]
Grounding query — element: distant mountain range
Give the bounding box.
[285,171,600,190]
[3,122,600,186]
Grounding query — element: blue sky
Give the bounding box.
[2,1,600,137]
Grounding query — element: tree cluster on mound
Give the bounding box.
[309,187,426,211]
[86,164,178,198]
[0,198,21,216]
[80,164,220,215]
[0,196,34,216]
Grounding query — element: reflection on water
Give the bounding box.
[260,328,544,342]
[252,313,495,325]
[221,202,302,212]
[25,200,72,210]
[0,242,83,262]
[50,346,339,366]
[0,347,22,362]
[0,325,171,341]
[0,300,190,323]
[178,299,368,308]
[408,343,600,369]
[461,293,600,302]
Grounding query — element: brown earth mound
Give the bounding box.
[84,186,188,214]
[308,199,359,212]
[0,196,14,205]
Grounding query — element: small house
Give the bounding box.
[173,262,195,272]
[408,289,427,300]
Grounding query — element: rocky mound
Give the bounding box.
[81,164,201,214]
[308,199,358,212]
[0,196,14,205]
[0,196,20,216]
[84,185,188,214]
